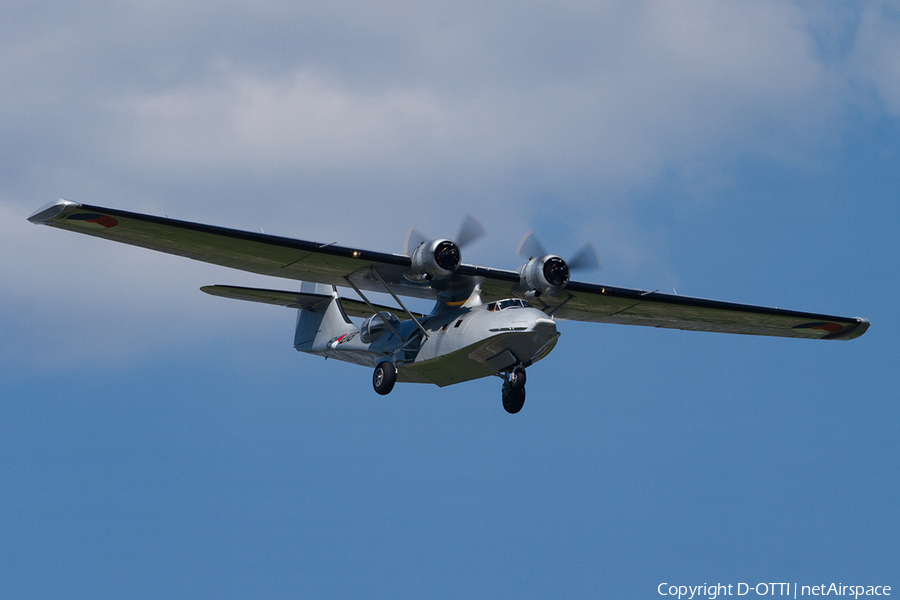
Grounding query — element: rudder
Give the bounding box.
[293,282,358,351]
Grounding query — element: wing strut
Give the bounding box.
[369,270,431,340]
[342,277,405,341]
[545,294,573,316]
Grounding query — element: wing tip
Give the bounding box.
[27,199,80,224]
[823,317,870,341]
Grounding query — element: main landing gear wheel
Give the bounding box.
[509,366,526,391]
[373,362,397,395]
[502,367,527,414]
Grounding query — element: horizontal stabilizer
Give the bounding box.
[201,285,425,320]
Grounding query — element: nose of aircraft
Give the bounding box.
[532,317,557,334]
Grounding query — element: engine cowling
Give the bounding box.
[515,255,570,298]
[404,238,461,282]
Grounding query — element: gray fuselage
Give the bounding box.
[297,296,559,387]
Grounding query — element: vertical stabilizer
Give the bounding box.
[293,283,358,351]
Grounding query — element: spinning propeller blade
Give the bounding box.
[517,231,601,273]
[456,213,487,249]
[404,228,430,256]
[568,242,601,272]
[516,230,547,260]
[405,214,486,255]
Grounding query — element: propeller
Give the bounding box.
[455,213,487,249]
[516,230,601,272]
[515,230,546,259]
[404,228,429,256]
[568,242,602,272]
[405,213,487,256]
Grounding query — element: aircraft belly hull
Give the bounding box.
[399,328,559,387]
[302,349,380,369]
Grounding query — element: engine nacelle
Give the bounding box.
[514,255,570,298]
[404,238,461,282]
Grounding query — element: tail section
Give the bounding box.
[293,282,359,352]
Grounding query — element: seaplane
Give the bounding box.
[28,200,869,413]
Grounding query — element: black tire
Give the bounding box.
[509,367,526,391]
[373,362,397,395]
[502,385,526,414]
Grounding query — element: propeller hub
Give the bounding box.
[434,240,461,271]
[542,256,570,287]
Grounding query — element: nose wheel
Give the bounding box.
[501,367,526,414]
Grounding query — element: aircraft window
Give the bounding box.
[492,299,531,310]
[454,320,463,328]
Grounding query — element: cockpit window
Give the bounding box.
[488,299,531,311]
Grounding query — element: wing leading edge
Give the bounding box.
[28,199,439,301]
[545,282,869,340]
[28,200,869,341]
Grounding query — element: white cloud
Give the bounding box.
[115,71,455,173]
[107,0,836,190]
[853,2,900,115]
[2,1,897,364]
[1,201,286,369]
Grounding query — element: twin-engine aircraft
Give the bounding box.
[29,200,869,413]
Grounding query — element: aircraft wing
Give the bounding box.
[29,200,868,340]
[28,200,444,301]
[464,266,868,340]
[526,281,868,340]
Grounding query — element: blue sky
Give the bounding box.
[1,1,897,598]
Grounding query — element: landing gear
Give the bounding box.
[502,366,527,414]
[509,366,526,391]
[373,362,397,395]
[502,385,525,414]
